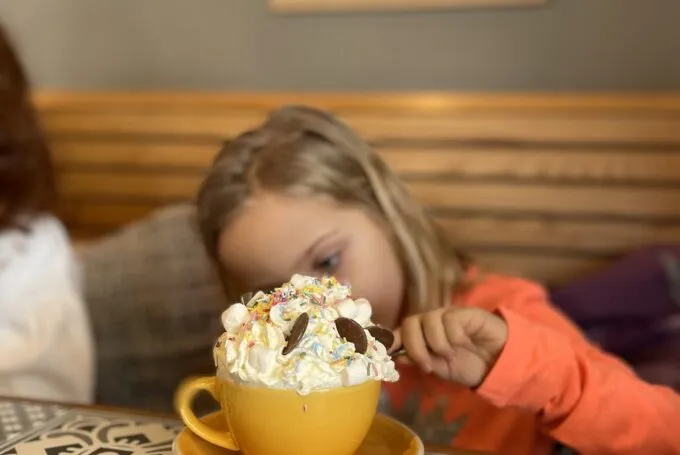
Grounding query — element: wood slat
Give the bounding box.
[34,92,680,113]
[472,252,612,285]
[269,0,546,14]
[344,113,680,144]
[436,217,680,254]
[41,111,680,144]
[52,141,680,183]
[410,181,680,218]
[52,141,220,169]
[42,111,266,140]
[383,148,680,182]
[57,203,159,228]
[58,172,201,201]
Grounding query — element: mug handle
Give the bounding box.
[174,376,239,451]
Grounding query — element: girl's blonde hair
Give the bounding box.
[197,105,467,314]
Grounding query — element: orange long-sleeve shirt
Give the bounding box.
[381,274,680,454]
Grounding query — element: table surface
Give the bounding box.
[0,397,486,455]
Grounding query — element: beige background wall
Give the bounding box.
[1,0,678,91]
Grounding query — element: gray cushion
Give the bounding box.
[79,204,225,413]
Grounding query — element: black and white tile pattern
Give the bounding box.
[0,401,182,455]
[0,402,67,442]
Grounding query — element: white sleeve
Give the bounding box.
[0,217,79,372]
[0,302,65,372]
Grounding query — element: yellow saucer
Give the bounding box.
[173,411,424,455]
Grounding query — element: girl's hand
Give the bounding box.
[390,307,509,388]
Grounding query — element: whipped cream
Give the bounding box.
[214,274,399,394]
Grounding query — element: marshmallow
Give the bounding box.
[336,298,359,320]
[355,298,373,327]
[221,303,250,332]
[367,335,388,358]
[289,274,309,290]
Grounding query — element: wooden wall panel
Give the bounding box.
[37,92,680,285]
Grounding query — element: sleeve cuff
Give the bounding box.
[476,307,565,412]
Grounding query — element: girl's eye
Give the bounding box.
[314,252,341,273]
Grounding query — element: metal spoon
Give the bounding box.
[390,347,408,359]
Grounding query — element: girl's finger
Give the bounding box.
[442,308,475,349]
[421,309,455,358]
[388,327,402,354]
[401,314,433,373]
[388,328,414,365]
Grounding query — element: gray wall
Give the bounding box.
[1,0,678,91]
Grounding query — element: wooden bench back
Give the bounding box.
[36,92,680,285]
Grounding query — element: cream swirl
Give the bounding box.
[214,274,399,394]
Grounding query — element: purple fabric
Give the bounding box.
[550,245,680,324]
[630,334,680,391]
[549,245,680,391]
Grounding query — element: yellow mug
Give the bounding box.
[175,376,381,455]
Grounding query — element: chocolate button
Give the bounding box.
[335,317,368,354]
[282,312,309,355]
[366,326,394,350]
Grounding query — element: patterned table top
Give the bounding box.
[0,398,457,455]
[0,402,67,443]
[0,399,182,455]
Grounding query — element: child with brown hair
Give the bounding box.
[197,105,679,454]
[0,23,93,403]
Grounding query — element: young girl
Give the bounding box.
[0,24,93,403]
[196,105,679,454]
